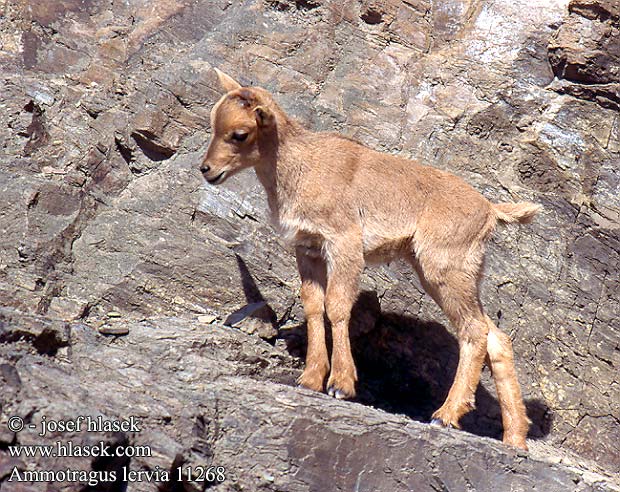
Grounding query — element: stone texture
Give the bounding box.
[549,0,620,109]
[0,309,616,492]
[0,0,618,486]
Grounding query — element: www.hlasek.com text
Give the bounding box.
[8,440,151,458]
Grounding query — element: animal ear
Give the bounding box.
[214,68,242,93]
[254,106,274,127]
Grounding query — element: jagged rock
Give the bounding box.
[0,309,616,491]
[0,0,618,485]
[548,0,620,109]
[224,301,279,340]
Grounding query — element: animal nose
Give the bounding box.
[200,164,211,174]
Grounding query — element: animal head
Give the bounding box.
[201,69,276,185]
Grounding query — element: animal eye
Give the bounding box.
[231,130,248,142]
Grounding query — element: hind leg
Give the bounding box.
[485,318,530,449]
[411,252,529,449]
[411,258,490,429]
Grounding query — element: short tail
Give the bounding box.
[493,202,542,225]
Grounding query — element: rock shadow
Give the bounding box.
[280,290,553,442]
[224,254,278,338]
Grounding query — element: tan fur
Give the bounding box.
[201,69,541,450]
[493,202,542,224]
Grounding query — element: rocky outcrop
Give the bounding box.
[549,0,620,109]
[0,309,616,491]
[0,0,618,488]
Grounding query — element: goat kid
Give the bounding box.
[201,68,541,450]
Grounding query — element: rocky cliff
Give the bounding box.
[0,0,618,490]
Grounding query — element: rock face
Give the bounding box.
[549,0,620,109]
[0,0,618,488]
[0,308,615,491]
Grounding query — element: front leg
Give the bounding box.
[296,246,329,393]
[324,236,364,399]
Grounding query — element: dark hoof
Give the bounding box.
[327,386,348,400]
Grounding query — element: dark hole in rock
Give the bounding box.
[361,8,383,25]
[32,327,70,356]
[20,100,48,155]
[267,0,320,10]
[268,1,290,11]
[295,0,320,10]
[24,100,37,113]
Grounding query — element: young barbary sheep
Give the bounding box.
[201,68,540,450]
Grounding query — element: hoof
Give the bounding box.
[430,418,456,429]
[503,436,528,451]
[327,386,349,400]
[297,370,326,393]
[325,370,356,399]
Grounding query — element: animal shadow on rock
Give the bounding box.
[226,253,279,341]
[230,257,551,441]
[281,290,553,442]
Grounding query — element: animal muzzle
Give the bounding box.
[200,163,227,185]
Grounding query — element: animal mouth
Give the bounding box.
[206,170,226,184]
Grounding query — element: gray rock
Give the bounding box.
[0,0,618,484]
[0,309,616,491]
